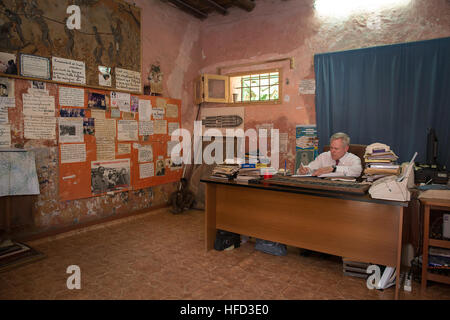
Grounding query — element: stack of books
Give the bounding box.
[235,163,262,183]
[363,144,400,180]
[244,151,270,166]
[211,164,240,179]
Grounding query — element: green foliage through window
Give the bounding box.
[232,72,279,102]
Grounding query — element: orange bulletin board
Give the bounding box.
[58,87,182,201]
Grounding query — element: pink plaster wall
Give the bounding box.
[197,0,450,172]
[10,0,450,237]
[132,0,203,133]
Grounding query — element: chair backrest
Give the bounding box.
[323,144,367,169]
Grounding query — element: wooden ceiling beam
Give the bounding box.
[202,0,229,15]
[233,0,255,12]
[165,0,209,19]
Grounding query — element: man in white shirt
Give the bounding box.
[297,132,362,177]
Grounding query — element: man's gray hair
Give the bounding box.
[330,132,350,147]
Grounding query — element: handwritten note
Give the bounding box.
[52,57,86,84]
[115,68,141,92]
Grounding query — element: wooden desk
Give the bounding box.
[420,197,450,291]
[201,177,409,300]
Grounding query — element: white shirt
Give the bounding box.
[305,151,362,177]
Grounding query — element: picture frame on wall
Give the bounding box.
[19,54,51,80]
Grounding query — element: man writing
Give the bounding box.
[297,132,362,177]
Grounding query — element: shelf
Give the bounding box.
[427,272,450,285]
[429,239,450,249]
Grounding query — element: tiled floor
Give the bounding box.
[0,208,449,300]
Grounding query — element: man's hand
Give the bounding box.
[311,166,334,176]
[297,166,310,175]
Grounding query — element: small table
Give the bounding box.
[420,197,450,291]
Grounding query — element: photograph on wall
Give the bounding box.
[0,52,17,75]
[98,66,112,87]
[91,159,131,194]
[60,108,86,118]
[88,92,107,110]
[31,81,46,90]
[131,96,139,112]
[155,159,165,176]
[59,118,84,143]
[0,77,15,108]
[83,118,95,135]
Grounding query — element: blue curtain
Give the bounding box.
[314,37,450,169]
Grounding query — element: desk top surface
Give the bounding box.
[201,176,409,207]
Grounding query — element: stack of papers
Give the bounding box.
[211,164,240,179]
[363,143,400,177]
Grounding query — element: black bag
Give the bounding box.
[214,230,241,251]
[254,238,287,256]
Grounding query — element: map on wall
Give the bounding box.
[0,0,141,90]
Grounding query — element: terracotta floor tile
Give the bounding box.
[1,208,449,300]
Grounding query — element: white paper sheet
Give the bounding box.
[138,99,151,121]
[153,120,167,134]
[139,162,154,179]
[24,116,56,140]
[111,91,130,112]
[22,93,55,116]
[0,123,11,147]
[59,86,85,107]
[60,143,86,163]
[166,104,178,118]
[138,145,153,163]
[139,121,154,136]
[117,120,138,141]
[52,57,86,84]
[115,68,141,92]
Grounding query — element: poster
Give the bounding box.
[91,159,130,194]
[295,125,318,172]
[52,57,86,84]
